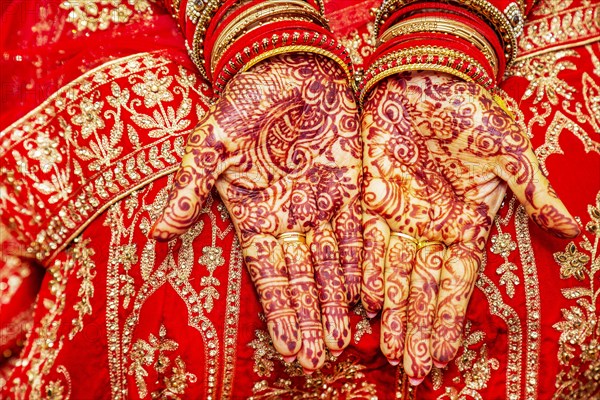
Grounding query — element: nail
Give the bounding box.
[433,360,448,369]
[366,311,378,318]
[330,349,343,357]
[283,355,296,363]
[387,358,400,366]
[302,367,315,375]
[409,377,424,386]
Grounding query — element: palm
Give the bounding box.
[152,54,362,372]
[360,72,578,381]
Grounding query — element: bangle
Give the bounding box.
[359,44,493,105]
[209,0,327,76]
[374,0,524,65]
[379,16,499,76]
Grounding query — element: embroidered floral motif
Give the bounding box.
[69,239,96,339]
[553,192,600,399]
[128,325,196,399]
[436,322,500,400]
[249,326,377,399]
[60,0,152,32]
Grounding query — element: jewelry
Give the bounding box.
[278,232,307,244]
[378,17,499,75]
[390,232,446,250]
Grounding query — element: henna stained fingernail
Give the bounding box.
[409,377,424,386]
[387,358,400,366]
[367,311,378,318]
[433,360,448,369]
[330,349,343,357]
[283,355,296,363]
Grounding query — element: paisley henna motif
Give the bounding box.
[361,71,579,383]
[152,53,361,371]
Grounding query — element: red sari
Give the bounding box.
[1,0,599,398]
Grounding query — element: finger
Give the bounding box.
[333,196,363,306]
[494,122,579,238]
[361,210,390,317]
[431,242,482,367]
[380,234,416,365]
[243,234,301,358]
[280,237,326,371]
[404,242,445,384]
[150,113,227,241]
[308,223,351,354]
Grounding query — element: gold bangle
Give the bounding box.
[379,17,499,76]
[211,1,326,74]
[374,0,521,65]
[240,45,352,82]
[359,45,491,104]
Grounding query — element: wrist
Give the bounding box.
[175,0,352,94]
[359,0,527,104]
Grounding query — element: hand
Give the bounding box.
[360,71,579,383]
[151,53,362,372]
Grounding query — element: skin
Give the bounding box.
[150,53,362,372]
[360,71,579,384]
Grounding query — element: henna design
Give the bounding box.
[152,53,361,366]
[361,71,578,381]
[403,244,445,379]
[380,236,415,362]
[282,240,325,371]
[310,226,351,352]
[244,235,301,357]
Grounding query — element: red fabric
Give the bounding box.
[0,0,598,399]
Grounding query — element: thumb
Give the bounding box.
[495,133,580,238]
[150,114,227,241]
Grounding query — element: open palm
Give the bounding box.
[151,53,362,372]
[360,71,579,383]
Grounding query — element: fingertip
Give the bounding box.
[330,349,343,357]
[408,377,424,386]
[433,360,448,369]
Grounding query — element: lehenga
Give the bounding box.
[0,0,599,399]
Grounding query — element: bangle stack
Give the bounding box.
[176,0,352,93]
[359,0,526,103]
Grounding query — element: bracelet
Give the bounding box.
[374,0,524,65]
[379,17,499,76]
[359,44,492,104]
[210,0,327,75]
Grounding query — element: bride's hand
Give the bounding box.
[360,71,579,383]
[151,53,362,372]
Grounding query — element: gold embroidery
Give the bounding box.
[352,304,373,343]
[437,322,500,400]
[6,240,86,399]
[476,254,523,399]
[516,2,600,60]
[552,192,600,399]
[105,182,235,400]
[337,23,376,67]
[491,198,520,298]
[128,325,196,399]
[0,52,211,263]
[68,239,96,339]
[248,326,377,399]
[514,206,543,399]
[60,0,152,32]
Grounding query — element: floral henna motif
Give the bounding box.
[282,240,326,371]
[403,244,445,380]
[310,226,351,353]
[244,235,301,357]
[361,71,578,382]
[152,53,361,366]
[380,236,415,363]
